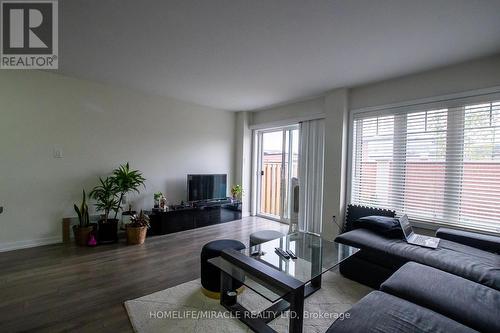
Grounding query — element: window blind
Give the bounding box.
[350,97,500,233]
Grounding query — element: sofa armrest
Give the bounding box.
[436,228,500,254]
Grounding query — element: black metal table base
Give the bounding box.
[221,270,321,333]
[211,233,359,333]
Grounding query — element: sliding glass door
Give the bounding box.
[256,125,299,222]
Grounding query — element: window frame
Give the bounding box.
[346,88,500,233]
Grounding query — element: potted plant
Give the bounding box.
[153,192,163,208]
[111,162,146,219]
[126,210,150,245]
[230,185,244,201]
[89,177,121,243]
[73,189,92,246]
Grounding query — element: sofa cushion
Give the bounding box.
[344,204,396,232]
[353,215,403,238]
[436,228,500,254]
[381,262,500,333]
[326,291,477,333]
[335,228,500,291]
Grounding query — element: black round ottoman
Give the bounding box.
[200,239,245,299]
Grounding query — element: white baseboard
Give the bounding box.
[0,236,61,253]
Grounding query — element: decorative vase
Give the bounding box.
[87,232,98,247]
[72,225,93,246]
[126,226,147,245]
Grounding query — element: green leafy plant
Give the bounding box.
[129,210,150,228]
[111,162,146,219]
[73,189,90,228]
[154,192,163,201]
[89,177,121,223]
[231,184,244,199]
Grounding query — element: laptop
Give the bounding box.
[399,214,440,249]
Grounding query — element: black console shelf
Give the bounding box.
[147,201,242,236]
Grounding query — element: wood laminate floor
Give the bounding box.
[0,217,288,332]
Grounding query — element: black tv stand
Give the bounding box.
[192,198,232,207]
[148,200,242,236]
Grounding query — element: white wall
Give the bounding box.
[250,97,324,128]
[0,71,236,251]
[233,112,252,216]
[350,54,500,110]
[322,89,349,240]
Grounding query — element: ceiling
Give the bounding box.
[59,0,500,111]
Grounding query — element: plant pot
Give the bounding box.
[72,225,93,246]
[126,226,148,245]
[98,219,119,244]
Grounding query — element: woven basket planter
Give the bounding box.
[126,226,147,245]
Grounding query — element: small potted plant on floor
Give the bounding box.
[89,177,121,243]
[73,189,93,246]
[126,210,150,245]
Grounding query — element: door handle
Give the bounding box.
[260,171,264,176]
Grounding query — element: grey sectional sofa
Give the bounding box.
[327,227,500,332]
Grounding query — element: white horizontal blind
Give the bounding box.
[351,98,500,233]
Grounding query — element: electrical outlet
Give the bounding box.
[53,145,63,158]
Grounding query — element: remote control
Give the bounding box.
[250,249,262,256]
[286,249,297,259]
[275,247,290,259]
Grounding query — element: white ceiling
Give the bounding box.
[59,0,500,111]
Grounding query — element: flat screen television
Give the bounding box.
[187,174,227,202]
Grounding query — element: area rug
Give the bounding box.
[124,269,371,333]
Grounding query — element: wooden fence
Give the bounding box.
[260,162,282,216]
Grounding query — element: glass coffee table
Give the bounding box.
[208,232,359,333]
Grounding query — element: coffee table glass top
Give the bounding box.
[208,232,359,302]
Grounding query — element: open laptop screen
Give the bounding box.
[399,215,413,239]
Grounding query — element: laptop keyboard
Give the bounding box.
[413,235,428,243]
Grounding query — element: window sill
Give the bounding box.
[410,218,500,237]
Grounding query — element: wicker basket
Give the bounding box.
[126,226,147,245]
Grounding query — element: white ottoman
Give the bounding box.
[249,230,285,247]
